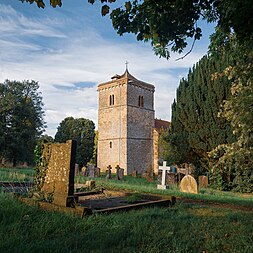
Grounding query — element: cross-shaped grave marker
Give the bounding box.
[157,161,170,190]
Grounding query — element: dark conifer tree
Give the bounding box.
[170,52,235,167]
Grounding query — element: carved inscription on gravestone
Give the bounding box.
[42,140,77,207]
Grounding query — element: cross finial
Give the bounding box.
[125,60,129,70]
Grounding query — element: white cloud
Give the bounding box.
[0,3,210,137]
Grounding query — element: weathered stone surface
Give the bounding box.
[167,173,177,185]
[75,164,79,176]
[86,180,96,188]
[199,175,208,188]
[94,167,100,177]
[106,165,112,179]
[41,140,77,207]
[180,175,198,194]
[97,70,155,175]
[116,165,124,180]
[131,170,137,177]
[88,164,95,178]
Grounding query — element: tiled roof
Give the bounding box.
[154,119,171,130]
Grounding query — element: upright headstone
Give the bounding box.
[81,165,87,176]
[157,161,170,190]
[106,165,112,179]
[131,170,137,177]
[116,165,124,180]
[75,163,79,176]
[167,172,177,185]
[41,140,77,207]
[199,175,208,188]
[94,167,100,177]
[180,175,198,194]
[88,164,95,178]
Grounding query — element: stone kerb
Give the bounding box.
[41,140,77,207]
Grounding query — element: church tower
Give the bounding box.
[97,69,155,175]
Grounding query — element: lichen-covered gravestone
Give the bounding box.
[41,140,77,207]
[180,175,198,194]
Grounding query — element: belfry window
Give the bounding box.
[109,94,115,105]
[138,95,144,107]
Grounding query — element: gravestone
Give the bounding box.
[106,165,112,179]
[199,175,208,188]
[41,140,77,207]
[86,180,96,189]
[75,163,79,176]
[157,161,170,190]
[94,167,100,177]
[131,170,137,177]
[116,165,124,180]
[180,175,198,194]
[167,172,177,185]
[81,165,87,176]
[88,164,95,178]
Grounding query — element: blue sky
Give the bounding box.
[0,0,215,137]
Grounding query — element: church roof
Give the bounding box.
[154,119,171,131]
[98,69,155,91]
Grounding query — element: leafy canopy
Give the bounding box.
[19,0,253,59]
[54,117,95,166]
[0,80,45,165]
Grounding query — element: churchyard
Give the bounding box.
[0,142,253,253]
[1,168,253,253]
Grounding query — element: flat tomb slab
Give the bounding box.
[78,190,175,214]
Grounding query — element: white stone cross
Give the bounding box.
[157,161,170,190]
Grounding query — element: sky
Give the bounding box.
[0,0,215,137]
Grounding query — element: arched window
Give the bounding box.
[109,141,112,148]
[109,94,115,105]
[138,95,144,107]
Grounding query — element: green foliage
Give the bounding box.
[19,0,253,60]
[0,80,45,166]
[207,30,253,193]
[33,136,53,195]
[54,117,95,166]
[169,52,235,167]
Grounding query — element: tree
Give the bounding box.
[19,0,253,59]
[54,117,95,166]
[0,80,45,166]
[207,30,253,192]
[169,52,235,167]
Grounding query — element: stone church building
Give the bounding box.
[97,69,170,175]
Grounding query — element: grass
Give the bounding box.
[0,168,253,252]
[0,167,35,182]
[0,191,253,253]
[1,167,253,208]
[76,174,253,209]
